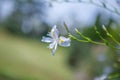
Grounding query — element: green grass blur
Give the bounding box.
[0,29,72,80]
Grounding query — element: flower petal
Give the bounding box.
[50,25,59,39]
[48,42,55,49]
[48,42,58,55]
[41,36,53,43]
[52,42,58,55]
[59,36,71,47]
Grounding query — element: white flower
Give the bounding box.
[41,25,71,55]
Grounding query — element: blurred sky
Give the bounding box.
[0,0,120,33]
[46,0,120,29]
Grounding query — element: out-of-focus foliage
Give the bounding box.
[0,0,49,37]
[0,30,72,80]
[63,5,120,78]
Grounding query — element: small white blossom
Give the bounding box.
[41,25,71,55]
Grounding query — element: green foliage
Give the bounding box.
[0,31,72,80]
[64,23,120,79]
[108,71,120,80]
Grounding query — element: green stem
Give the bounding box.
[75,28,104,45]
[69,34,89,43]
[69,33,104,45]
[90,41,105,45]
[64,22,70,33]
[75,28,91,41]
[94,26,120,50]
[102,25,120,46]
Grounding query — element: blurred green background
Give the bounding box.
[0,0,120,80]
[0,29,74,80]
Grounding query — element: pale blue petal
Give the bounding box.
[52,25,59,36]
[48,42,57,55]
[48,42,55,49]
[52,42,58,56]
[50,25,59,39]
[59,36,71,47]
[41,36,53,43]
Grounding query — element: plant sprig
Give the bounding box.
[102,25,120,46]
[64,23,120,50]
[75,28,104,45]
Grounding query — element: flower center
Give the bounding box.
[60,38,64,43]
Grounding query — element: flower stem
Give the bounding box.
[102,25,120,46]
[69,34,89,43]
[75,28,104,45]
